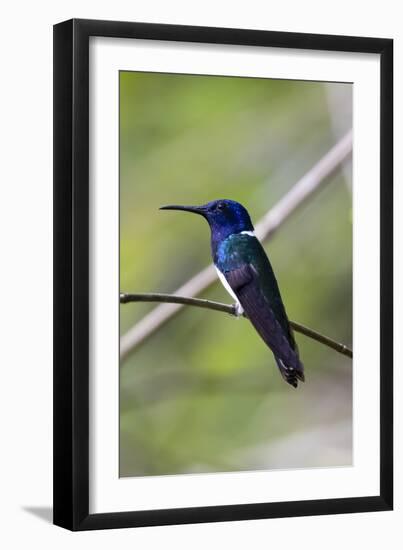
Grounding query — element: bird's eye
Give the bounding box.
[216,202,226,211]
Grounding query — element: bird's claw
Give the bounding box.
[233,302,244,317]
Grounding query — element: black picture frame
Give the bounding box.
[53,18,393,531]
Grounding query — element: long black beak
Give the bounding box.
[159,204,206,216]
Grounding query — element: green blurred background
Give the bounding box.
[119,71,352,477]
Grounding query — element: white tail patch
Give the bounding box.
[240,230,255,237]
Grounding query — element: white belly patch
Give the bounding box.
[215,266,244,315]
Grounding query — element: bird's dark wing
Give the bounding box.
[224,264,304,387]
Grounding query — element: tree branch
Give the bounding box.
[120,292,353,359]
[120,131,353,361]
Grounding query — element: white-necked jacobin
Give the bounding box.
[160,199,305,388]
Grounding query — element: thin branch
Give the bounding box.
[120,131,353,361]
[120,293,353,359]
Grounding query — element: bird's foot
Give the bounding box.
[233,301,244,317]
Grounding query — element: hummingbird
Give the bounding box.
[160,199,305,388]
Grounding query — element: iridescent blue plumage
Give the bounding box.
[160,199,304,387]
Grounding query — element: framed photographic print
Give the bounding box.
[53,19,393,530]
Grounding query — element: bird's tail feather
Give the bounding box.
[274,356,305,388]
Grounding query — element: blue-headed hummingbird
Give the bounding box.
[160,199,305,388]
